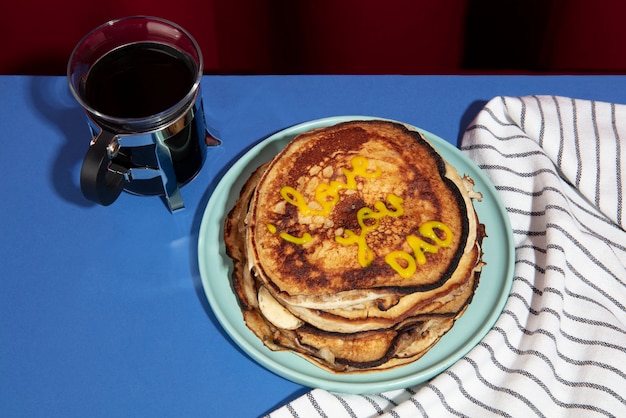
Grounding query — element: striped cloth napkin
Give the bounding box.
[267,96,626,417]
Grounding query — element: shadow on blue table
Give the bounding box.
[188,135,265,337]
[29,76,95,207]
[457,100,489,147]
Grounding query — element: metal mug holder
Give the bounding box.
[80,92,219,212]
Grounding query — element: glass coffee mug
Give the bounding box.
[67,16,220,212]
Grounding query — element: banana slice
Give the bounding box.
[257,286,303,330]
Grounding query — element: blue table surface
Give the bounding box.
[2,75,626,417]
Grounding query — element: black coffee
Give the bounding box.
[84,42,196,118]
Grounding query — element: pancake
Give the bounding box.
[224,119,485,373]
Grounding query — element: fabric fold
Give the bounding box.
[268,95,626,418]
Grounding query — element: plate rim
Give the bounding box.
[197,115,515,394]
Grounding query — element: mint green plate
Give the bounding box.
[197,116,514,394]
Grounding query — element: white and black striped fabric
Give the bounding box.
[268,96,626,417]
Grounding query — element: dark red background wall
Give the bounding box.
[3,0,626,75]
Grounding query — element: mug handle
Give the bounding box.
[80,130,129,206]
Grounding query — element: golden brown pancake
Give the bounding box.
[224,119,485,373]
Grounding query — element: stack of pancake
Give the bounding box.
[224,120,486,373]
